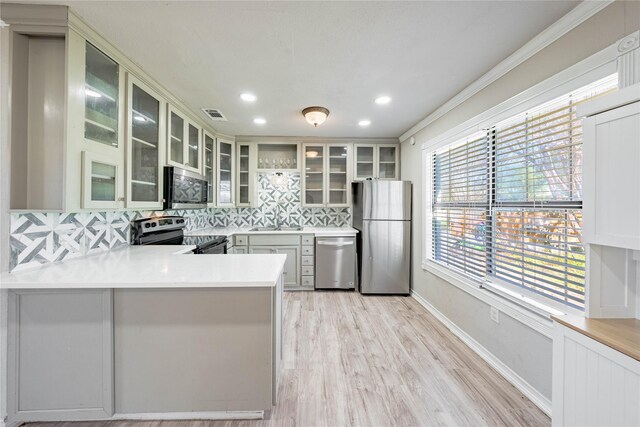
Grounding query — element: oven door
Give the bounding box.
[164,167,208,209]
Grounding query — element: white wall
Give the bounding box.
[401,0,640,402]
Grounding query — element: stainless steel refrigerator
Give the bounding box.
[352,180,412,295]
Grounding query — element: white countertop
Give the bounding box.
[186,226,359,237]
[0,246,287,290]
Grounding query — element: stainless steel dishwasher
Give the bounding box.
[315,236,356,290]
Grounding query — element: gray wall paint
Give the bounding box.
[401,1,640,401]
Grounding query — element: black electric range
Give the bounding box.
[130,216,228,254]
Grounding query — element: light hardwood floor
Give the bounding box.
[26,291,550,427]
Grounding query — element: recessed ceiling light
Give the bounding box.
[253,117,266,125]
[240,93,257,102]
[375,96,391,105]
[358,120,371,127]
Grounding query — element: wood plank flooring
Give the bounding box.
[25,291,550,427]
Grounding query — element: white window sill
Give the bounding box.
[421,260,558,338]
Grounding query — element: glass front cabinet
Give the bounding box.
[81,40,125,209]
[236,142,257,207]
[203,132,216,207]
[353,144,399,180]
[167,105,201,173]
[217,137,235,207]
[302,143,351,207]
[125,75,164,209]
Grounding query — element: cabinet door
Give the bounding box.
[186,122,200,171]
[203,132,216,206]
[7,290,114,422]
[276,246,301,289]
[217,138,235,207]
[327,144,351,206]
[230,246,248,254]
[302,144,325,207]
[377,145,399,180]
[354,144,375,180]
[84,41,122,149]
[166,106,201,173]
[167,106,185,167]
[237,143,256,207]
[126,75,164,209]
[583,101,640,249]
[249,246,275,255]
[82,151,121,209]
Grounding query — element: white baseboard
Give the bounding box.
[110,411,264,421]
[411,290,552,417]
[8,411,264,425]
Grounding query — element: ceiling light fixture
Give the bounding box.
[302,106,330,127]
[240,93,257,102]
[253,117,266,125]
[375,96,391,105]
[358,120,371,127]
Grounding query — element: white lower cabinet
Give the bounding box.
[7,290,114,422]
[552,321,640,427]
[250,245,300,289]
[247,234,309,290]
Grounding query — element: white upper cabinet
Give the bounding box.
[302,143,351,207]
[203,132,216,207]
[217,137,235,207]
[580,84,640,250]
[236,142,257,207]
[167,105,201,173]
[79,40,126,209]
[125,74,165,209]
[353,144,399,180]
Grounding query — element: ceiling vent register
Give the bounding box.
[202,108,228,121]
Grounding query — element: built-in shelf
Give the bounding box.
[131,179,156,186]
[170,135,182,143]
[85,118,116,134]
[131,108,157,124]
[131,136,156,148]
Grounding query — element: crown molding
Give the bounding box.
[399,0,614,143]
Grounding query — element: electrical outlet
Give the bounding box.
[490,306,500,324]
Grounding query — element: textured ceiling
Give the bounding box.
[55,1,578,138]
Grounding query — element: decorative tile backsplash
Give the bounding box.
[9,173,350,272]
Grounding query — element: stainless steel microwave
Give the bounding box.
[163,166,208,210]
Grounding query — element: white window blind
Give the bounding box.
[431,75,618,311]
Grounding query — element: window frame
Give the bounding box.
[422,54,621,317]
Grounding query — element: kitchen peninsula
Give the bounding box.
[0,247,285,424]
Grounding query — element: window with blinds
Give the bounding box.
[431,74,618,311]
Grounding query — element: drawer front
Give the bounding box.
[302,266,314,276]
[249,234,301,246]
[301,276,315,288]
[301,235,314,245]
[301,246,314,256]
[301,256,314,266]
[234,235,248,246]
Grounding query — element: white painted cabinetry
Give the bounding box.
[167,105,201,173]
[237,142,257,207]
[581,84,640,250]
[203,132,216,206]
[302,143,352,207]
[217,137,235,207]
[552,321,640,427]
[7,289,114,422]
[125,74,165,209]
[353,144,399,180]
